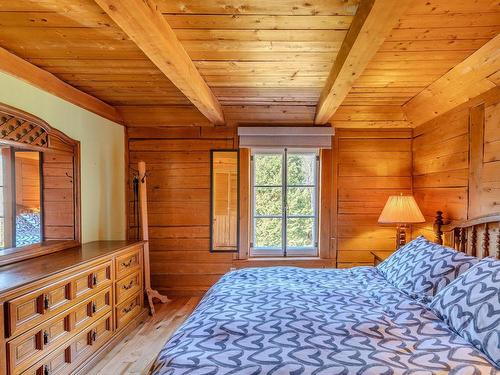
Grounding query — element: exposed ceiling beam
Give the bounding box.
[0,47,123,124]
[404,35,500,127]
[315,0,412,124]
[94,0,225,125]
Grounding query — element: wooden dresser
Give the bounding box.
[0,241,148,375]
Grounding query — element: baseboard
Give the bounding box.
[73,308,149,375]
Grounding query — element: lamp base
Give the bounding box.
[396,224,408,248]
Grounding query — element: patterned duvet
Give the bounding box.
[151,267,498,374]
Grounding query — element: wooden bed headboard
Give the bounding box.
[434,211,500,259]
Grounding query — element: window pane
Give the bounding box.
[287,187,314,216]
[255,187,282,215]
[287,218,314,248]
[287,153,315,185]
[254,153,282,186]
[254,218,282,248]
[15,152,41,247]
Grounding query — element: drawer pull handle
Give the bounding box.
[122,280,135,290]
[43,331,49,345]
[92,302,97,314]
[43,294,50,310]
[44,365,50,375]
[123,303,135,314]
[121,259,134,267]
[92,274,98,286]
[91,329,97,342]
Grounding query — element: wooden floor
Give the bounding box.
[89,297,201,375]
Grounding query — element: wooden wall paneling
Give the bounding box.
[319,148,332,260]
[238,148,250,260]
[330,136,339,261]
[481,101,500,216]
[128,128,236,296]
[128,125,340,294]
[43,152,75,241]
[411,88,500,240]
[484,102,500,163]
[15,155,40,209]
[330,105,410,128]
[335,129,412,267]
[468,104,485,219]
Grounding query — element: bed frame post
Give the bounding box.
[434,211,444,245]
[138,161,170,315]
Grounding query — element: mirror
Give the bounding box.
[13,151,42,248]
[0,103,80,265]
[210,150,239,252]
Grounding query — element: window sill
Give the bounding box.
[249,257,321,261]
[233,257,335,268]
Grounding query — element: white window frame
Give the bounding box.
[250,148,319,257]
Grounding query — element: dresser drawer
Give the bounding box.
[115,270,142,304]
[6,261,112,338]
[23,346,72,375]
[6,280,72,338]
[7,287,112,375]
[115,246,141,279]
[72,261,112,300]
[23,312,113,375]
[71,312,113,365]
[116,292,142,330]
[72,287,112,332]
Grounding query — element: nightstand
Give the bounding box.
[371,250,394,266]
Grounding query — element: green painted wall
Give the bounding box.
[0,72,126,242]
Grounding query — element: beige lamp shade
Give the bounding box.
[378,195,425,224]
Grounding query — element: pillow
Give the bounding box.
[429,258,500,367]
[377,236,478,302]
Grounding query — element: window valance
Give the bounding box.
[237,127,334,149]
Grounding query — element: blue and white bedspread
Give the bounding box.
[151,267,498,374]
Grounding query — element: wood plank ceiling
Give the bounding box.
[0,0,498,127]
[331,0,500,128]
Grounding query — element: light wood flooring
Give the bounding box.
[89,297,201,375]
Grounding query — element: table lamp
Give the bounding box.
[378,194,425,248]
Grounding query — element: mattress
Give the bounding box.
[151,266,498,374]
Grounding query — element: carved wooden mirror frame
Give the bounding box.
[0,103,81,265]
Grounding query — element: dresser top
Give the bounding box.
[0,240,142,297]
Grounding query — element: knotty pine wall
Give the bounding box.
[127,126,335,296]
[127,126,415,294]
[334,129,412,268]
[127,89,499,294]
[43,152,76,241]
[412,87,500,238]
[128,127,237,296]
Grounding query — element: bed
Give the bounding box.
[151,214,500,374]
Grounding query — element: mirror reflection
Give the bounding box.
[0,148,42,249]
[211,150,239,252]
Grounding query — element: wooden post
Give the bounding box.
[138,161,169,315]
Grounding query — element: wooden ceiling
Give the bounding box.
[0,0,498,127]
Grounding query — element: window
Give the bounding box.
[251,149,319,257]
[0,147,42,249]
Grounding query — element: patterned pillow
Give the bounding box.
[429,258,500,367]
[377,236,478,302]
